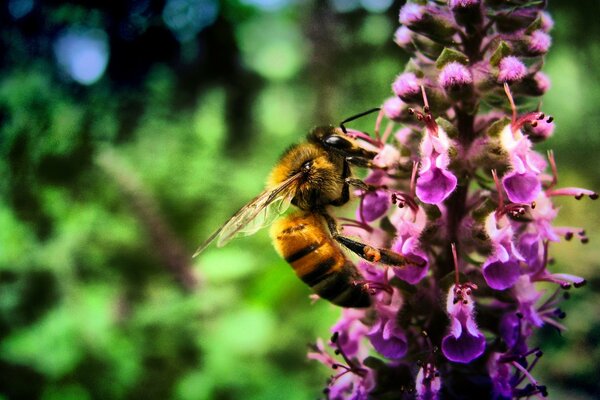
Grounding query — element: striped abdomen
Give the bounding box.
[270,212,370,308]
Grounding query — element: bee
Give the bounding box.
[194,109,414,307]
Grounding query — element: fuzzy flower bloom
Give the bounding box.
[382,96,405,120]
[438,61,472,89]
[449,0,480,10]
[497,56,527,83]
[399,3,425,26]
[527,30,552,55]
[392,72,421,101]
[308,1,597,398]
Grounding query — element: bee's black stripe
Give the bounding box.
[279,224,306,236]
[333,286,371,308]
[285,243,321,263]
[314,270,351,301]
[299,257,336,286]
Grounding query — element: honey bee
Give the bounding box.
[194,110,414,307]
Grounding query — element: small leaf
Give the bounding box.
[436,117,458,139]
[526,14,544,34]
[490,41,512,67]
[363,356,386,370]
[404,58,424,77]
[486,117,511,138]
[435,48,469,69]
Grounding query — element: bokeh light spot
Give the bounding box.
[53,29,110,85]
[162,0,219,42]
[360,0,393,13]
[8,0,34,19]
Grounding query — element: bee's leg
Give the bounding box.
[322,212,423,267]
[345,156,387,170]
[345,177,379,192]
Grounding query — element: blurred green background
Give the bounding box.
[0,0,598,399]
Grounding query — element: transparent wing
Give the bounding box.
[192,171,301,257]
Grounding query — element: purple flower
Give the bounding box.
[499,120,544,203]
[391,236,428,284]
[482,212,523,290]
[358,190,390,222]
[416,122,457,204]
[449,0,480,10]
[534,71,551,94]
[497,56,527,83]
[382,96,406,120]
[394,26,413,50]
[415,363,441,400]
[527,30,552,55]
[367,316,407,359]
[502,171,540,204]
[439,62,472,90]
[392,72,421,101]
[441,284,486,363]
[488,353,513,398]
[307,2,594,397]
[540,11,554,32]
[399,3,425,26]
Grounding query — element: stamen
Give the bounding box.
[492,169,505,213]
[407,87,439,136]
[380,119,394,145]
[503,82,517,127]
[329,332,367,379]
[339,217,374,233]
[353,279,393,295]
[410,161,419,199]
[374,108,384,143]
[452,243,460,285]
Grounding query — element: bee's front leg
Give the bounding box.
[321,212,424,268]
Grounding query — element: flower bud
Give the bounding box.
[497,56,527,83]
[439,61,473,90]
[449,0,482,27]
[540,11,554,32]
[494,6,542,33]
[522,30,551,56]
[516,71,550,96]
[393,26,415,53]
[392,72,421,102]
[382,97,409,121]
[399,3,456,45]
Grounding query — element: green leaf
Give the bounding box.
[490,41,512,67]
[486,117,511,138]
[436,117,458,138]
[435,48,470,69]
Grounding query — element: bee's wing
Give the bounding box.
[192,171,301,257]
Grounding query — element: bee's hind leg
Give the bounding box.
[321,212,424,267]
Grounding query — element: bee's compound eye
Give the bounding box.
[302,160,313,172]
[323,134,352,150]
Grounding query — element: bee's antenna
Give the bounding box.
[339,107,381,133]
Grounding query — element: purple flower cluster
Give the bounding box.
[308,1,597,398]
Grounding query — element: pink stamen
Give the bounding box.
[503,82,517,127]
[374,108,384,143]
[452,243,460,285]
[380,120,394,145]
[410,161,419,199]
[546,187,598,200]
[492,169,505,213]
[547,150,558,189]
[344,128,379,147]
